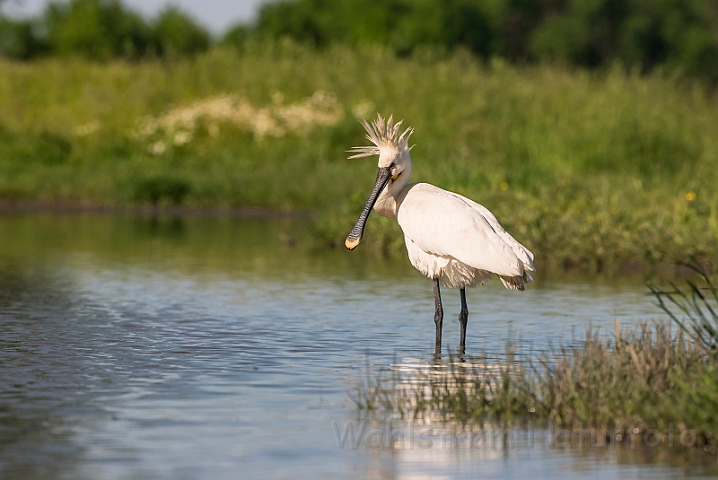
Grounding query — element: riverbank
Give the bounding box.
[1,43,716,268]
[354,269,718,452]
[356,324,718,452]
[0,201,312,219]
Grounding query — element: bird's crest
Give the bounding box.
[348,114,414,159]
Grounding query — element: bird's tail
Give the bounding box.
[498,269,533,291]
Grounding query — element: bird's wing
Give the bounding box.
[446,192,535,272]
[396,184,526,278]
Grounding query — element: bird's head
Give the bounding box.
[344,114,414,250]
[348,113,414,177]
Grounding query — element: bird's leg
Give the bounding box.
[459,287,469,349]
[433,278,443,349]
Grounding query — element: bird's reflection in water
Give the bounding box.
[354,343,525,435]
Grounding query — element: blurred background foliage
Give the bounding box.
[1,0,717,81]
[249,0,718,81]
[0,0,210,59]
[0,44,715,267]
[0,0,716,268]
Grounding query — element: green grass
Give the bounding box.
[354,272,718,449]
[354,322,718,449]
[1,42,717,267]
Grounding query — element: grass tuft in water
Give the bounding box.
[650,262,718,354]
[354,319,718,448]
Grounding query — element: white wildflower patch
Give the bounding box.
[271,91,285,104]
[135,91,344,154]
[173,131,192,146]
[150,140,167,155]
[352,101,375,119]
[74,121,100,137]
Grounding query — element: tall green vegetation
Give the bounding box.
[355,321,718,448]
[355,271,718,448]
[0,44,715,267]
[651,263,718,353]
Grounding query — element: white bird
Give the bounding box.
[345,114,535,349]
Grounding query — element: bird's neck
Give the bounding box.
[373,163,411,220]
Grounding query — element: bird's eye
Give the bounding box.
[389,162,396,169]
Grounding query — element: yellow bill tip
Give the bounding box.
[345,237,361,250]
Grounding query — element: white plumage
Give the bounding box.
[397,183,534,289]
[345,114,535,348]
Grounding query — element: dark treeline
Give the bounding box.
[2,0,718,82]
[0,0,209,59]
[242,0,718,81]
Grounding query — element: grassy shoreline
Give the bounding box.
[0,200,313,219]
[353,271,718,452]
[355,323,718,450]
[1,44,717,267]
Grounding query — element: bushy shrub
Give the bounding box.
[152,7,210,56]
[0,18,49,59]
[44,0,153,59]
[248,0,718,81]
[0,0,209,60]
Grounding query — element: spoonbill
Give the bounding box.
[345,114,535,349]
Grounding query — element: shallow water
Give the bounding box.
[0,214,714,479]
